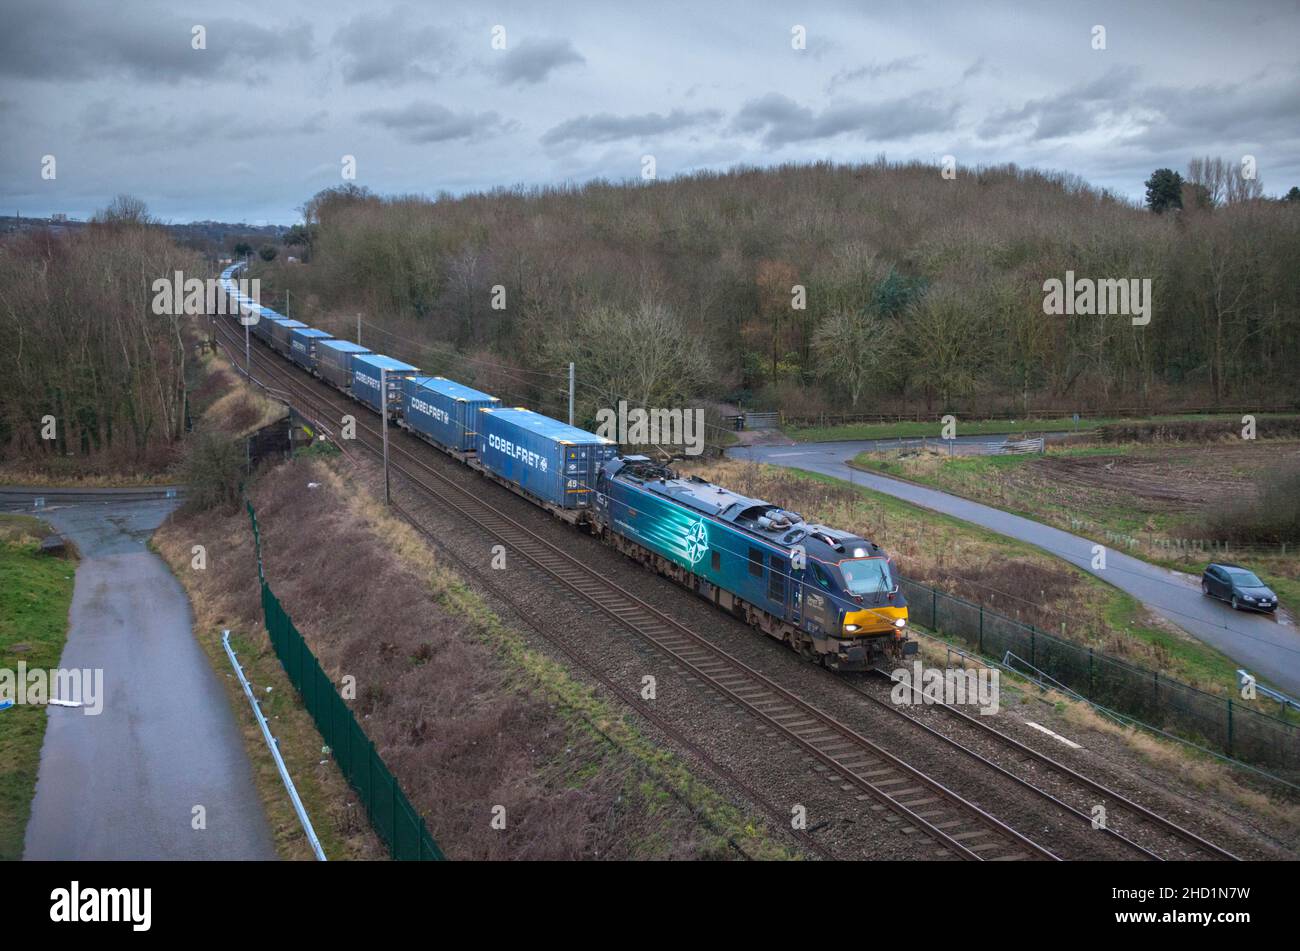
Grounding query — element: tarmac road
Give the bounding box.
[15,492,276,860]
[733,440,1300,697]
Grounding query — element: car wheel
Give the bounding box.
[1231,595,1240,610]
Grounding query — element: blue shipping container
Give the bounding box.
[220,264,273,331]
[351,354,420,415]
[269,319,307,356]
[476,407,619,509]
[289,327,335,371]
[253,313,286,343]
[403,376,500,452]
[316,339,372,389]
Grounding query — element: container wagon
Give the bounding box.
[289,327,335,372]
[351,354,420,418]
[475,407,618,517]
[252,312,286,344]
[316,339,372,391]
[268,319,307,358]
[218,264,266,330]
[401,376,500,454]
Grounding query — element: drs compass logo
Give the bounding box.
[685,518,709,566]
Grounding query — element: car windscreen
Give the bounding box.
[1227,569,1264,587]
[839,558,893,596]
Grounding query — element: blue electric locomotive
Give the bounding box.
[594,456,912,670]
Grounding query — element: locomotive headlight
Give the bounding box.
[894,618,907,628]
[843,624,860,633]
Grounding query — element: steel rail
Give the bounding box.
[213,316,1060,860]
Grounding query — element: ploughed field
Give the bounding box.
[1022,444,1291,509]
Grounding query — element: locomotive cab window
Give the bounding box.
[811,562,833,590]
[840,558,893,596]
[748,547,763,577]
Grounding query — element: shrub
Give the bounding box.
[180,430,245,513]
[1206,462,1300,544]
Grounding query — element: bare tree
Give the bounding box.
[546,296,714,424]
[93,193,154,226]
[1187,156,1265,207]
[904,286,991,412]
[0,221,198,467]
[812,309,899,407]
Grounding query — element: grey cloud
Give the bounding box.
[0,1,312,82]
[493,38,585,85]
[1119,72,1300,150]
[541,108,723,146]
[732,92,958,147]
[827,56,922,92]
[979,67,1140,140]
[3,0,1297,222]
[81,101,328,146]
[360,102,509,143]
[333,8,453,84]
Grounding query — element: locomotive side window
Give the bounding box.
[768,555,787,603]
[748,547,763,577]
[711,551,721,571]
[812,562,833,590]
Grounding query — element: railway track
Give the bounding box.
[208,312,1244,862]
[845,670,1240,861]
[214,327,842,862]
[210,315,1059,861]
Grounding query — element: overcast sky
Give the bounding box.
[2,0,1297,224]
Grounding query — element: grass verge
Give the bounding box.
[782,412,1287,444]
[909,625,1300,826]
[0,514,76,860]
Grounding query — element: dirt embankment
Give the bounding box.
[158,455,764,860]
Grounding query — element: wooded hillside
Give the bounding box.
[0,217,200,468]
[272,160,1300,425]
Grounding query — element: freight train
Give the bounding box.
[219,263,912,670]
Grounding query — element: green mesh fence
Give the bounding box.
[247,500,445,860]
[898,576,1297,770]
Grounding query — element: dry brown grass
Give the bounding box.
[209,456,782,859]
[1057,695,1300,826]
[200,351,287,437]
[0,456,180,487]
[687,459,1101,631]
[910,631,1300,831]
[1098,416,1300,443]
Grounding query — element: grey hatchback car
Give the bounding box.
[1202,563,1279,613]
